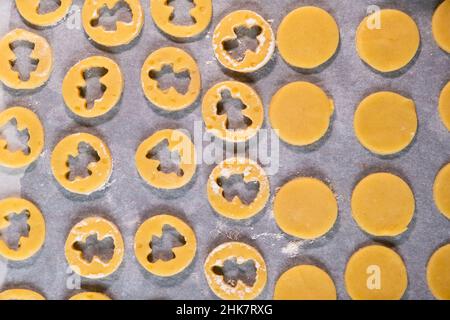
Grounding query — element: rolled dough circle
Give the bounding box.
[0,289,45,300]
[69,292,111,300]
[427,244,450,300]
[15,0,73,27]
[432,0,450,53]
[439,81,450,131]
[433,163,450,220]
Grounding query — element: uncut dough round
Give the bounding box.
[135,129,196,190]
[356,9,420,72]
[432,0,450,53]
[273,177,338,240]
[212,10,275,73]
[65,217,124,279]
[69,292,111,300]
[439,81,450,131]
[204,242,267,300]
[134,214,197,277]
[0,107,44,169]
[62,56,124,118]
[0,197,45,261]
[141,47,201,111]
[354,91,417,155]
[151,0,212,39]
[277,6,340,69]
[0,289,45,300]
[345,245,408,300]
[15,0,72,27]
[51,133,113,195]
[0,29,53,90]
[352,173,415,236]
[202,81,264,142]
[269,82,334,147]
[427,244,450,300]
[433,163,450,220]
[274,265,337,300]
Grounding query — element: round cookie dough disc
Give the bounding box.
[432,0,450,53]
[274,265,337,300]
[427,244,450,300]
[277,6,340,69]
[269,82,334,147]
[433,163,450,220]
[356,9,420,72]
[354,91,417,155]
[439,81,450,131]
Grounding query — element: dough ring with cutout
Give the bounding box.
[51,133,113,195]
[141,47,201,111]
[0,289,45,300]
[345,245,408,300]
[69,292,111,300]
[0,107,44,169]
[354,91,417,155]
[439,81,450,131]
[15,0,73,27]
[204,242,267,300]
[207,157,270,220]
[202,81,264,142]
[134,214,197,277]
[273,177,338,240]
[433,163,450,220]
[82,0,144,47]
[151,0,212,39]
[356,9,420,73]
[65,217,124,279]
[352,173,415,237]
[212,10,275,73]
[427,244,450,300]
[63,56,124,118]
[0,197,45,261]
[432,0,450,53]
[135,129,196,190]
[0,28,52,90]
[274,265,337,300]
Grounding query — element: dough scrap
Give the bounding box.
[15,0,73,27]
[427,244,450,300]
[439,81,450,131]
[433,163,450,220]
[432,0,450,53]
[69,292,111,300]
[0,289,45,300]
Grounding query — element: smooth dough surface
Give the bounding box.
[356,9,420,72]
[269,81,334,146]
[439,81,450,131]
[69,292,111,300]
[432,0,450,53]
[277,6,339,69]
[15,0,73,27]
[345,245,408,300]
[427,244,450,300]
[352,173,415,237]
[274,265,337,300]
[0,289,45,300]
[273,177,337,240]
[433,163,450,220]
[354,91,417,155]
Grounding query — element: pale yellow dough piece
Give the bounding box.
[433,163,450,220]
[0,107,44,169]
[204,242,267,300]
[269,81,334,147]
[277,6,340,69]
[439,81,450,131]
[65,217,124,279]
[15,0,73,27]
[0,289,45,300]
[345,245,408,300]
[356,9,420,73]
[432,0,450,53]
[274,265,337,300]
[69,292,111,300]
[354,91,417,155]
[0,198,45,261]
[273,177,338,240]
[134,214,197,277]
[427,244,450,300]
[352,173,415,237]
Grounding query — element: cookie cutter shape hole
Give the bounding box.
[146,139,184,177]
[0,118,31,156]
[15,0,73,27]
[0,210,30,251]
[147,224,186,263]
[148,64,191,96]
[8,40,39,82]
[217,174,260,206]
[72,233,115,264]
[222,25,262,63]
[66,142,101,181]
[89,0,132,31]
[211,257,257,288]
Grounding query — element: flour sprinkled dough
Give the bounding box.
[439,81,450,131]
[432,0,450,53]
[433,163,450,220]
[427,244,450,300]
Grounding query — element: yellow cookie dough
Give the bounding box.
[277,6,340,69]
[207,157,270,220]
[269,81,334,147]
[82,0,144,47]
[204,242,267,300]
[151,0,212,39]
[345,245,408,300]
[273,177,338,240]
[427,244,450,300]
[274,265,337,300]
[352,173,415,237]
[0,28,53,90]
[212,10,275,73]
[202,81,264,142]
[15,0,73,27]
[433,163,450,220]
[0,107,44,169]
[69,292,111,300]
[0,197,45,261]
[62,56,124,118]
[432,0,450,53]
[51,133,112,195]
[0,289,45,300]
[134,214,197,277]
[439,81,450,131]
[65,217,124,279]
[135,129,196,190]
[141,47,201,111]
[356,9,420,73]
[354,91,417,155]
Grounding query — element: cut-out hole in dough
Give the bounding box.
[222,25,262,62]
[148,64,191,95]
[72,233,115,263]
[0,118,31,155]
[77,67,108,110]
[212,258,257,288]
[146,139,184,177]
[167,0,196,26]
[147,224,187,263]
[65,142,100,181]
[90,0,133,31]
[37,0,62,15]
[0,210,30,251]
[216,89,252,130]
[8,40,39,82]
[217,174,260,205]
